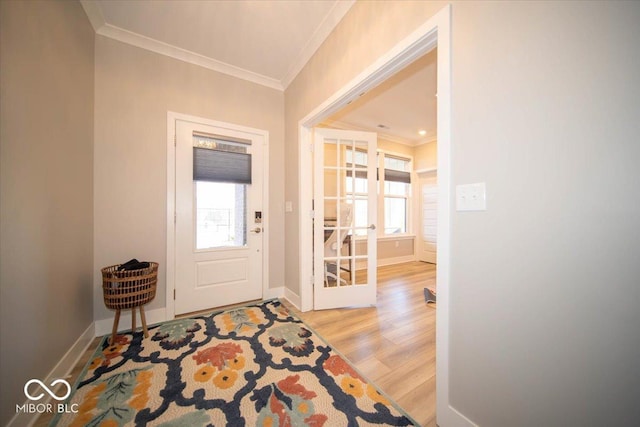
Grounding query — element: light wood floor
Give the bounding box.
[36,261,436,426]
[283,261,437,426]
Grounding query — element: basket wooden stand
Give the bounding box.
[102,262,158,345]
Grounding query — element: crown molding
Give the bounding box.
[378,132,417,147]
[415,136,438,146]
[80,0,351,92]
[281,0,355,89]
[80,0,106,32]
[96,24,284,91]
[79,0,283,91]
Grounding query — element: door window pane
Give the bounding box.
[346,147,368,166]
[346,176,368,194]
[196,181,247,249]
[351,199,368,236]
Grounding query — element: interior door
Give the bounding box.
[418,170,437,264]
[313,128,377,310]
[175,119,263,315]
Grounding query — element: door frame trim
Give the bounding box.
[166,111,270,319]
[296,5,471,426]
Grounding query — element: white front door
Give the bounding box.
[418,170,437,264]
[313,128,377,310]
[175,119,264,315]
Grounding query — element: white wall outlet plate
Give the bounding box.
[456,182,486,211]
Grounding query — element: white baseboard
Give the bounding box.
[378,255,416,267]
[284,287,301,310]
[8,322,95,427]
[263,286,284,300]
[355,255,417,270]
[438,404,479,427]
[94,307,168,337]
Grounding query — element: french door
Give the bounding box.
[174,119,264,315]
[313,128,377,310]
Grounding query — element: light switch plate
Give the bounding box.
[456,182,486,211]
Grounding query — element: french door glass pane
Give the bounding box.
[351,199,368,236]
[323,138,363,288]
[195,181,247,249]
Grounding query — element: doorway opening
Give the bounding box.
[318,47,439,301]
[296,5,460,426]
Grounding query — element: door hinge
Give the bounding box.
[174,134,177,147]
[310,143,314,153]
[174,212,177,224]
[310,275,314,285]
[309,210,315,219]
[173,289,176,300]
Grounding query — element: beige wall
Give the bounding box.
[378,137,414,157]
[94,36,285,322]
[2,1,639,424]
[285,1,640,425]
[0,1,95,424]
[414,140,437,171]
[354,237,414,264]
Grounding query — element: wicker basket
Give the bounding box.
[102,262,158,310]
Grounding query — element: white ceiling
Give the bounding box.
[325,49,438,146]
[80,0,354,90]
[80,0,436,145]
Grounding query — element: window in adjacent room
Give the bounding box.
[382,154,411,235]
[344,148,412,236]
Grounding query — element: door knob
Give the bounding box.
[250,227,262,233]
[368,224,376,230]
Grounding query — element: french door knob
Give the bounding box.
[368,224,376,230]
[250,227,262,233]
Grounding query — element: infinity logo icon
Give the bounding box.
[24,379,71,401]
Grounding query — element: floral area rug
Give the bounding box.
[51,299,418,426]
